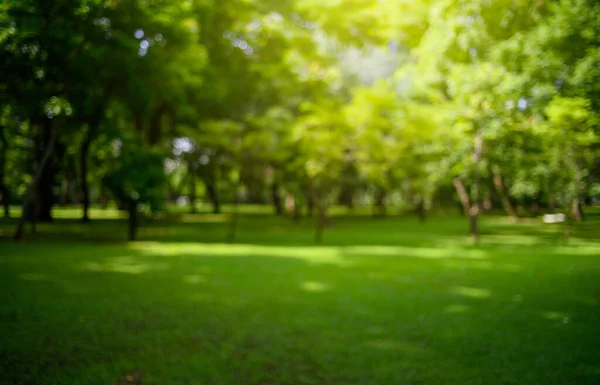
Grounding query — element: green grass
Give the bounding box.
[1,207,599,385]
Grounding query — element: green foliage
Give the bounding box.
[2,0,600,231]
[4,0,600,379]
[541,97,599,201]
[102,139,166,211]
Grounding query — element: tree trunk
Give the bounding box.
[415,198,426,222]
[338,187,354,209]
[373,188,386,217]
[285,193,295,216]
[228,187,240,243]
[469,205,479,242]
[37,174,54,221]
[60,157,76,206]
[245,179,265,204]
[80,83,115,220]
[14,122,56,240]
[203,178,220,214]
[548,188,556,213]
[59,179,69,205]
[36,120,61,222]
[531,194,541,217]
[188,162,197,213]
[571,198,584,222]
[305,189,314,217]
[453,178,471,216]
[469,130,484,244]
[493,173,519,221]
[0,185,8,218]
[483,189,493,211]
[80,135,93,222]
[570,152,586,223]
[35,119,58,222]
[304,193,314,218]
[128,202,138,241]
[271,181,283,215]
[0,125,9,218]
[24,195,37,234]
[290,194,302,223]
[315,205,327,244]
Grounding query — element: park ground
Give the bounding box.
[0,206,599,385]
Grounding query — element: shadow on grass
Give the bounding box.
[1,237,600,384]
[2,212,598,248]
[1,209,600,383]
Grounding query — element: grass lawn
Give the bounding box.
[1,207,599,384]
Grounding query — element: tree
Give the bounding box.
[293,98,349,243]
[0,107,13,218]
[102,139,166,241]
[542,97,598,224]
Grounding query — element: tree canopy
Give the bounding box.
[2,0,599,241]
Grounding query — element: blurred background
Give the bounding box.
[1,0,599,241]
[1,2,600,384]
